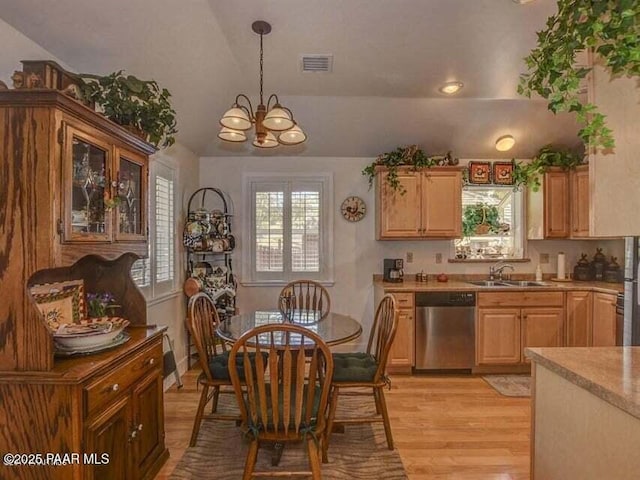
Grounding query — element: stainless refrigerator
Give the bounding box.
[624,237,640,345]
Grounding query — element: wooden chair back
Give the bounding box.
[366,294,399,382]
[228,324,334,439]
[278,280,331,321]
[185,292,227,383]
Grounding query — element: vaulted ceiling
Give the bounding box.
[0,0,582,158]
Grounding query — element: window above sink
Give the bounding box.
[452,186,525,262]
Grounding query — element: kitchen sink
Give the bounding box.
[501,280,548,287]
[466,280,510,287]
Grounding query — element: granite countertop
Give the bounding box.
[526,347,640,420]
[375,278,623,294]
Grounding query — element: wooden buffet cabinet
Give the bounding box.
[375,282,620,374]
[376,167,462,239]
[0,90,167,480]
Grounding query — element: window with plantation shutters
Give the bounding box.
[245,174,333,285]
[130,161,176,297]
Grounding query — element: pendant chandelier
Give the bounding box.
[218,21,307,148]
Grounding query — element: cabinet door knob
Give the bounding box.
[110,383,119,392]
[137,423,143,431]
[148,358,155,366]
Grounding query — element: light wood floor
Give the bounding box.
[156,371,531,480]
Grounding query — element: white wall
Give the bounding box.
[199,156,623,347]
[148,143,199,388]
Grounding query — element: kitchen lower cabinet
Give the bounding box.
[565,291,593,346]
[385,292,415,374]
[592,292,617,346]
[477,308,521,365]
[476,292,565,366]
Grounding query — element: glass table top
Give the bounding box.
[217,310,362,347]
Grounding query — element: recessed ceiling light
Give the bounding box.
[439,81,463,95]
[495,135,516,152]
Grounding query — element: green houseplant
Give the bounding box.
[462,203,501,237]
[362,145,458,193]
[518,0,640,150]
[513,145,584,191]
[79,71,178,149]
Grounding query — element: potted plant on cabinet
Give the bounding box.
[79,71,178,149]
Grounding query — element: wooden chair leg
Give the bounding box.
[211,386,220,413]
[307,438,322,480]
[189,384,210,447]
[376,386,394,450]
[373,387,381,414]
[323,386,339,463]
[242,439,259,480]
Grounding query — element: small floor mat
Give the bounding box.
[482,375,531,397]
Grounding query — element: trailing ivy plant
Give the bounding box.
[518,0,640,150]
[363,145,458,194]
[513,145,584,191]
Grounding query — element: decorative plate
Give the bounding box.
[54,331,131,357]
[340,196,366,222]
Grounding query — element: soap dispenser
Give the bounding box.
[535,264,543,282]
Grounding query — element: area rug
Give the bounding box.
[169,394,407,479]
[482,375,531,397]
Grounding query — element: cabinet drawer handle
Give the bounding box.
[147,358,156,366]
[110,383,120,392]
[137,423,143,431]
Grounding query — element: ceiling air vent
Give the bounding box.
[301,54,333,73]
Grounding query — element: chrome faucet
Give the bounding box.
[489,261,515,280]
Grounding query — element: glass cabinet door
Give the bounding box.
[114,149,148,241]
[64,128,112,242]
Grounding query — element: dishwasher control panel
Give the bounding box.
[416,291,476,307]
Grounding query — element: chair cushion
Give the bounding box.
[208,351,266,381]
[332,352,378,382]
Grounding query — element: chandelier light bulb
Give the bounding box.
[439,81,464,95]
[278,125,307,145]
[495,134,516,152]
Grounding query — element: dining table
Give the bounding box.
[217,309,363,347]
[217,309,362,465]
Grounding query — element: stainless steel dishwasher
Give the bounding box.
[415,291,476,371]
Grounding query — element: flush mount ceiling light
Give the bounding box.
[495,134,516,152]
[218,21,307,148]
[438,81,464,95]
[512,0,536,4]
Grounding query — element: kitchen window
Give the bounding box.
[243,173,334,285]
[132,161,177,297]
[453,186,525,260]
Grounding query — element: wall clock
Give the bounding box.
[340,196,366,222]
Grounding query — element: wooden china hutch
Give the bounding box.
[0,90,168,480]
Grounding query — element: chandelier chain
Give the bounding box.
[259,32,264,105]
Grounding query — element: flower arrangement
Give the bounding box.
[87,292,120,318]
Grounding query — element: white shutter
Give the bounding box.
[131,257,151,288]
[155,174,175,284]
[255,190,284,272]
[291,189,320,272]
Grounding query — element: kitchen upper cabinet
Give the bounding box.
[528,167,591,239]
[570,166,590,238]
[588,54,640,236]
[592,292,617,346]
[377,167,462,239]
[543,169,570,238]
[565,291,593,347]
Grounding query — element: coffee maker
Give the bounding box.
[383,258,404,283]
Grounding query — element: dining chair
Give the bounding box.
[184,292,238,447]
[322,294,399,461]
[278,280,331,321]
[228,323,334,480]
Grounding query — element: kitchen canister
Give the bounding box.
[557,252,566,280]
